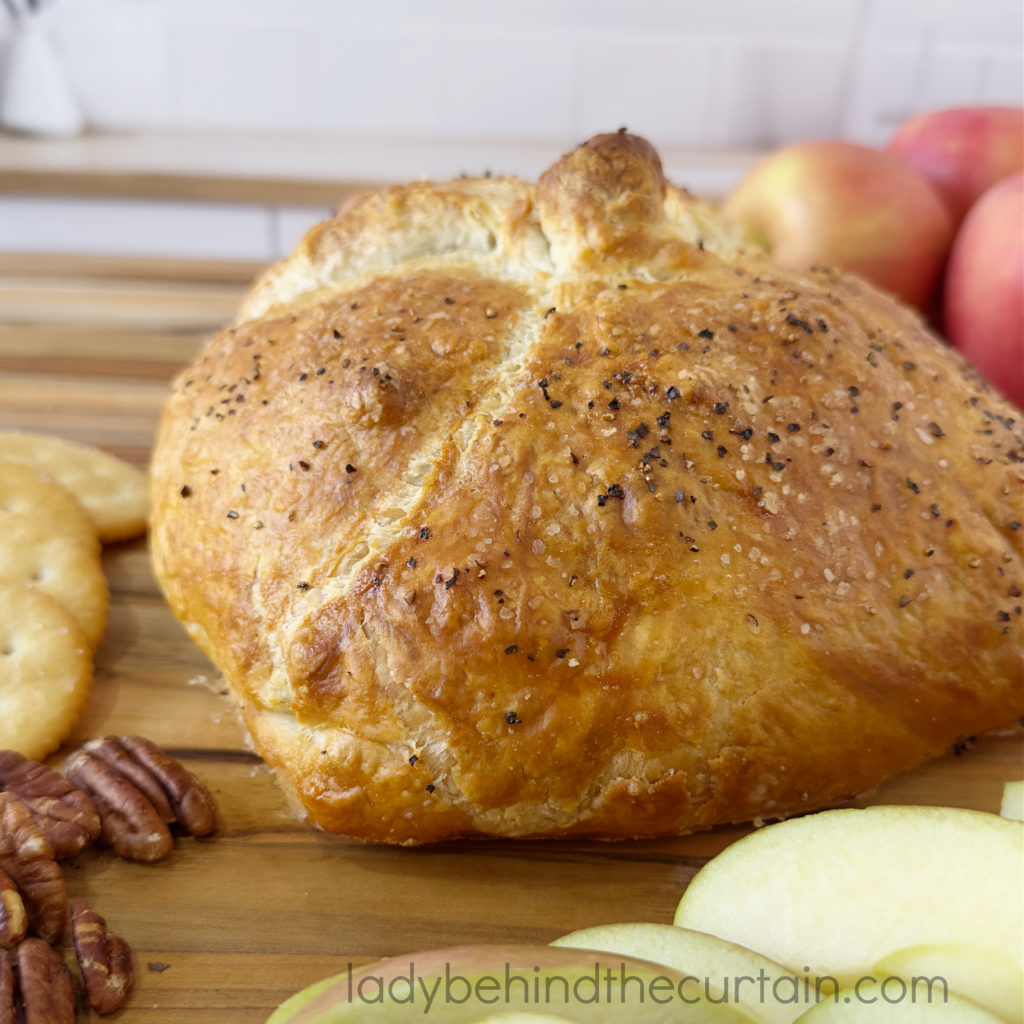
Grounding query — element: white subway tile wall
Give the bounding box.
[0,196,278,259]
[28,0,1020,144]
[0,0,1020,260]
[576,35,718,146]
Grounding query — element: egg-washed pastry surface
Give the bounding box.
[149,132,1024,844]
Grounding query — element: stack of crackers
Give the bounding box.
[0,433,148,760]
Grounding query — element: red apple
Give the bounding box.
[943,172,1024,409]
[887,106,1024,227]
[722,140,954,311]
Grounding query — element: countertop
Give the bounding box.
[0,253,1019,1023]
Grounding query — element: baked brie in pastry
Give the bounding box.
[150,132,1023,843]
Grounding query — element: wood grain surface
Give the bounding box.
[1,255,1020,1022]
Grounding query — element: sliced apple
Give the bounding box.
[791,980,1005,1022]
[674,806,1023,987]
[1001,780,1023,822]
[267,969,356,1023]
[473,1015,578,1023]
[874,944,1022,1024]
[266,943,754,1023]
[552,922,805,1024]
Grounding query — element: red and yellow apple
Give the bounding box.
[886,106,1024,227]
[722,140,954,311]
[942,172,1024,409]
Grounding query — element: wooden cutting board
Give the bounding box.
[0,254,1020,1023]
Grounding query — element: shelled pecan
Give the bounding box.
[64,736,216,862]
[77,739,175,824]
[0,869,26,949]
[15,938,75,1024]
[0,950,12,1024]
[116,736,217,837]
[63,750,173,863]
[0,750,100,860]
[70,900,133,1016]
[0,794,66,946]
[0,736,217,1019]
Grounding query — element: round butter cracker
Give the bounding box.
[0,460,100,550]
[0,512,108,652]
[0,431,148,543]
[0,577,93,760]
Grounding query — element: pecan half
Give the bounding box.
[0,869,26,950]
[0,794,66,946]
[15,938,74,1024]
[117,736,217,837]
[79,739,175,824]
[70,900,133,1016]
[0,950,12,1024]
[64,737,216,863]
[0,750,100,860]
[63,752,173,864]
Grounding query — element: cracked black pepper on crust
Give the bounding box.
[149,132,1023,844]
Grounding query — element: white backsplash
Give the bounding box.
[0,0,1020,262]
[7,0,1022,148]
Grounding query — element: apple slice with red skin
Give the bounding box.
[474,1015,579,1023]
[266,943,754,1023]
[552,922,805,1024]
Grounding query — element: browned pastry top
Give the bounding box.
[149,132,1023,843]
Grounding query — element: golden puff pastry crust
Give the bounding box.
[150,132,1023,844]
